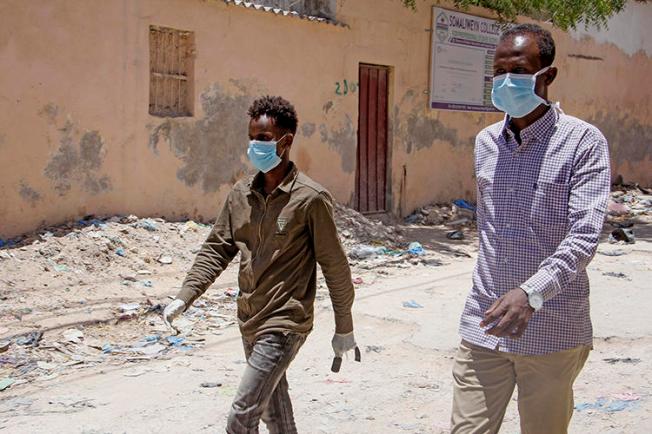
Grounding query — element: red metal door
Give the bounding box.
[356,64,389,213]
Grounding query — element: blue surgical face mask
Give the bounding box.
[491,66,551,118]
[247,134,287,173]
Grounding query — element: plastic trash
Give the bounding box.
[404,213,420,224]
[119,303,141,313]
[407,242,425,255]
[453,199,476,211]
[136,219,158,231]
[16,331,43,347]
[608,228,635,244]
[115,247,126,257]
[348,245,386,260]
[402,300,424,309]
[603,357,640,364]
[63,329,84,344]
[158,255,173,264]
[166,336,185,346]
[200,382,222,388]
[446,230,464,240]
[0,377,15,391]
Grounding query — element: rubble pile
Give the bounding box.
[405,199,476,227]
[334,203,405,248]
[605,185,652,245]
[607,187,652,220]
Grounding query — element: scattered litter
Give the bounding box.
[53,264,69,272]
[576,396,642,413]
[134,343,166,356]
[180,221,200,235]
[119,303,141,313]
[612,392,640,402]
[0,377,15,391]
[115,247,126,257]
[16,331,43,347]
[225,288,239,298]
[120,273,137,282]
[608,228,635,244]
[603,357,641,365]
[348,245,387,260]
[325,378,352,384]
[365,345,384,353]
[63,329,84,344]
[158,255,173,265]
[453,199,476,212]
[602,272,629,279]
[352,277,364,285]
[166,336,185,347]
[402,300,424,309]
[407,242,425,255]
[102,344,113,354]
[446,230,464,240]
[607,200,630,216]
[135,219,158,231]
[200,382,222,388]
[408,381,440,390]
[599,250,627,257]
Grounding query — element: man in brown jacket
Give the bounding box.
[163,96,357,434]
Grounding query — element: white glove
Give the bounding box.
[163,299,186,333]
[332,332,357,357]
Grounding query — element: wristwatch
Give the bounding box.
[520,285,544,311]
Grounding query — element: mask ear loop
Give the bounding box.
[532,66,552,107]
[276,133,289,159]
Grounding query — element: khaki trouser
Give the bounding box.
[451,340,590,434]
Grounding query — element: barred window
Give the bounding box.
[149,25,194,118]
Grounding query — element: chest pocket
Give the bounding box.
[530,181,570,226]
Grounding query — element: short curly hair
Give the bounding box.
[500,23,556,67]
[247,96,298,134]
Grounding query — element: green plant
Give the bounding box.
[400,0,646,30]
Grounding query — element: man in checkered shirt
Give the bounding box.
[451,24,611,434]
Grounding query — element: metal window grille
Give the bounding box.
[149,25,194,117]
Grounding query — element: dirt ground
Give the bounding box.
[1,203,651,433]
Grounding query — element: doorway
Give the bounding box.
[356,63,389,213]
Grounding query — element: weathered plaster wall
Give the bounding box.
[0,0,650,238]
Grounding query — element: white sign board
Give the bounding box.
[429,7,503,112]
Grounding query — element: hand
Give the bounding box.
[332,332,357,357]
[480,288,533,338]
[163,299,186,334]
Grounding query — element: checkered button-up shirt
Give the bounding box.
[459,106,611,355]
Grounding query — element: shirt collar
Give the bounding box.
[501,105,558,145]
[249,162,299,195]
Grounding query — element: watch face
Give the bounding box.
[530,292,544,310]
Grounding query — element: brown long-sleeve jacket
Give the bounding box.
[177,163,355,339]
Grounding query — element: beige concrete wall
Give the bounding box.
[0,0,650,239]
